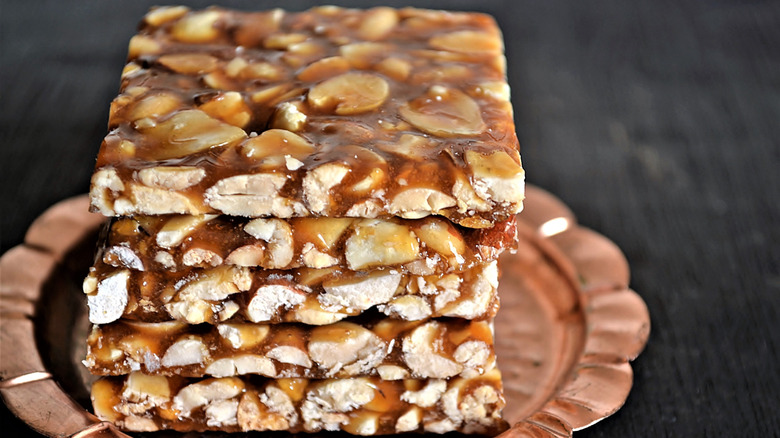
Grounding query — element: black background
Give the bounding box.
[1,0,778,436]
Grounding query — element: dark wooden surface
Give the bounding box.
[2,0,778,436]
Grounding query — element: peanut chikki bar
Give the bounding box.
[85,318,495,380]
[89,6,524,228]
[92,370,507,434]
[84,261,499,325]
[101,214,517,274]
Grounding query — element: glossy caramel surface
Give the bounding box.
[90,6,524,226]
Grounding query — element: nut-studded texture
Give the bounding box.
[89,6,524,228]
[83,260,499,325]
[91,369,507,434]
[100,214,517,274]
[85,318,496,379]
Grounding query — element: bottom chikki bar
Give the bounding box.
[85,318,495,379]
[92,370,507,435]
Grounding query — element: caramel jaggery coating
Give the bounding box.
[90,6,524,228]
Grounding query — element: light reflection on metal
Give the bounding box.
[0,372,52,389]
[539,217,571,237]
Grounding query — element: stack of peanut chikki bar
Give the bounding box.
[83,6,524,435]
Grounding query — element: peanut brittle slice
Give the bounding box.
[90,6,524,228]
[85,317,496,380]
[83,261,499,325]
[100,214,516,274]
[91,369,507,434]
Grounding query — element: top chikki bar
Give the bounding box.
[89,6,524,228]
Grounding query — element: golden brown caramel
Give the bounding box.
[89,6,524,227]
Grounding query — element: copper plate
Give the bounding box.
[0,186,649,438]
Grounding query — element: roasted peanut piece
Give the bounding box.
[218,324,270,349]
[156,214,217,248]
[161,337,209,368]
[244,218,294,268]
[375,57,411,81]
[246,285,306,322]
[376,365,409,380]
[173,377,244,416]
[414,217,466,262]
[224,245,264,266]
[357,7,399,40]
[171,10,222,43]
[295,217,353,251]
[103,246,144,271]
[320,271,401,312]
[122,372,171,407]
[199,91,252,128]
[345,219,420,270]
[429,30,502,55]
[182,247,223,267]
[400,379,446,408]
[240,129,315,166]
[399,86,486,137]
[403,321,463,378]
[308,72,389,115]
[205,173,308,217]
[145,6,190,27]
[86,269,130,324]
[380,295,432,321]
[465,149,525,205]
[260,385,299,428]
[137,109,247,161]
[297,56,350,82]
[138,166,206,190]
[264,33,308,49]
[127,35,161,58]
[396,406,423,432]
[308,322,386,376]
[303,163,350,214]
[267,346,312,368]
[126,92,182,122]
[388,188,457,219]
[301,378,375,431]
[205,355,276,377]
[270,102,308,132]
[240,61,286,81]
[158,53,219,75]
[339,42,392,69]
